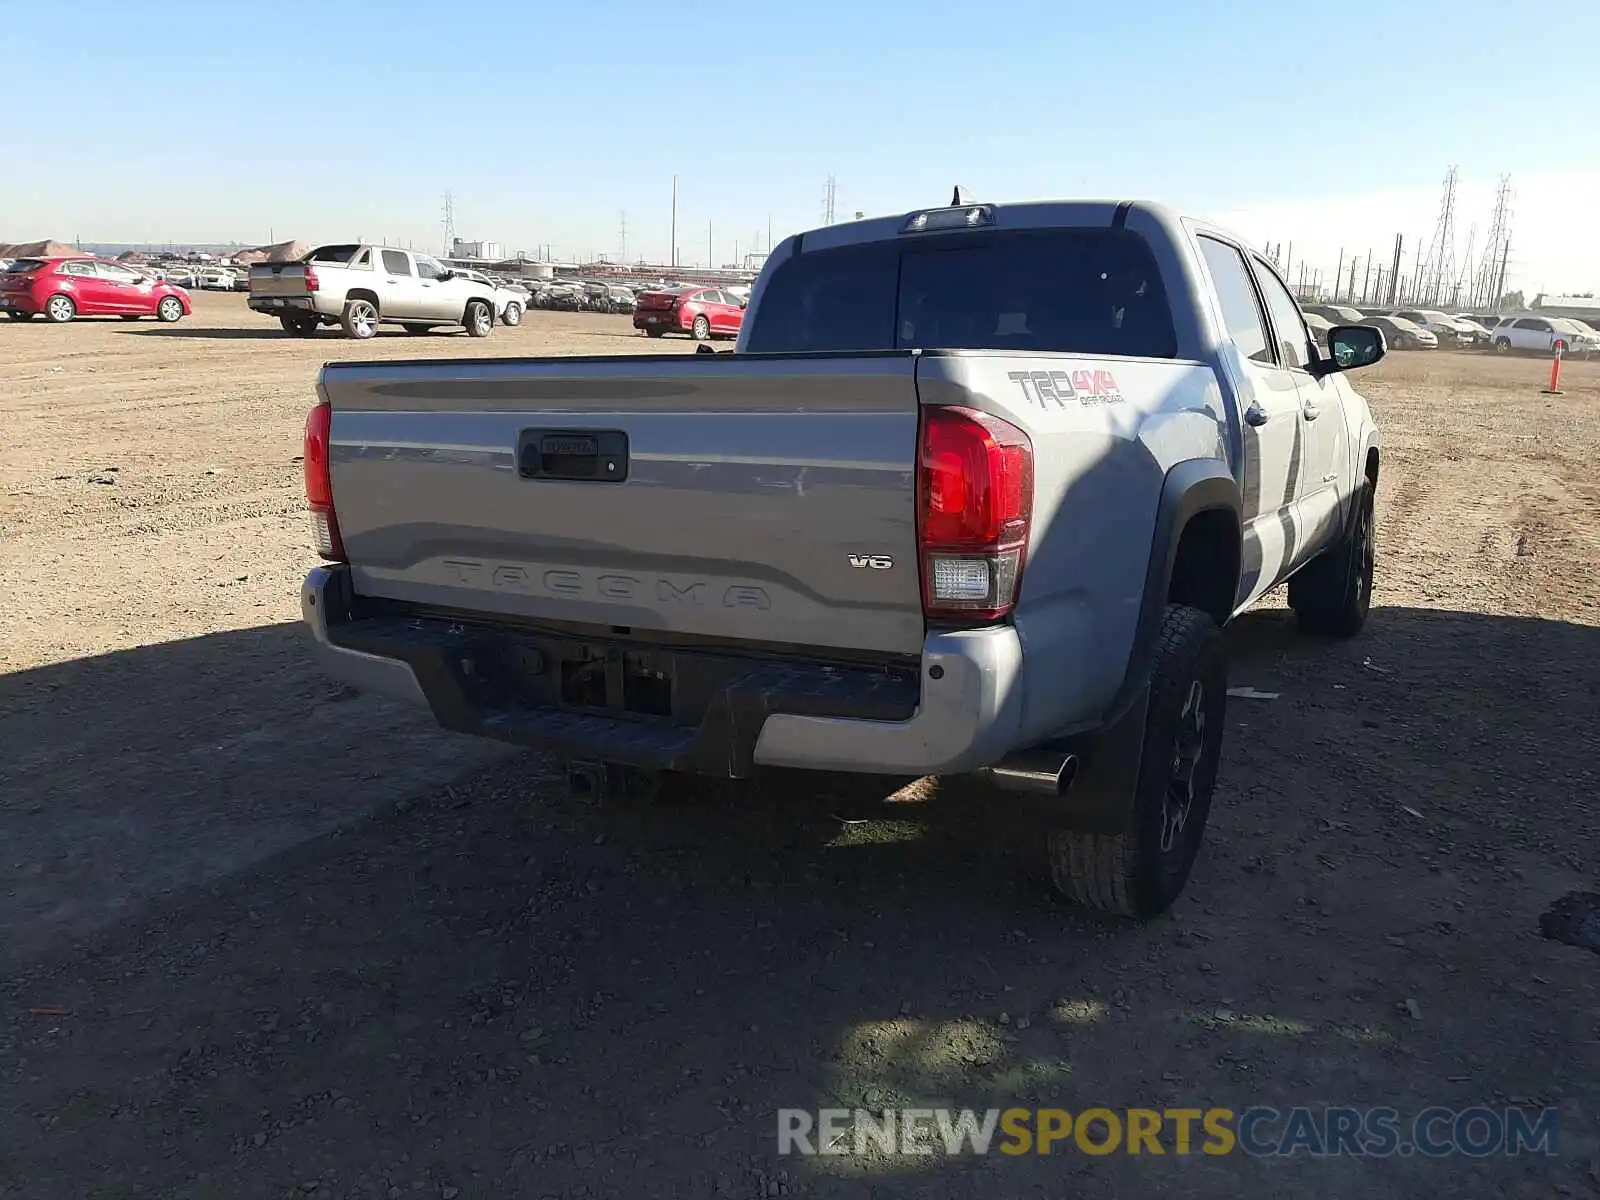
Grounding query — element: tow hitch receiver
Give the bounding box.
[564,760,662,805]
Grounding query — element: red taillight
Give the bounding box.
[917,406,1033,621]
[303,400,345,561]
[303,265,320,293]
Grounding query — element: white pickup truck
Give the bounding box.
[248,244,507,339]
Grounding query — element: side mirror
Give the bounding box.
[1312,324,1385,376]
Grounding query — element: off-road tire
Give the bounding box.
[1289,484,1375,637]
[1047,604,1226,919]
[342,298,379,340]
[464,299,493,338]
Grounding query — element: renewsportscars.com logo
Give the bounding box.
[777,1106,1561,1159]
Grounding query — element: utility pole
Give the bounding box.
[441,190,456,257]
[1362,250,1375,304]
[1284,241,1293,280]
[1334,249,1344,301]
[1387,234,1403,306]
[1496,237,1510,305]
[766,215,772,252]
[670,175,678,268]
[823,175,837,226]
[707,219,712,269]
[619,211,627,265]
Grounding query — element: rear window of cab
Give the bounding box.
[744,227,1177,359]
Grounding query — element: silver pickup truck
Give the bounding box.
[298,195,1385,918]
[249,244,507,339]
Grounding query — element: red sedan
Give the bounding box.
[0,256,192,324]
[632,286,744,340]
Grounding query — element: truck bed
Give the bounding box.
[318,351,928,659]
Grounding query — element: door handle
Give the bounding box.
[1244,404,1270,427]
[1302,404,1321,420]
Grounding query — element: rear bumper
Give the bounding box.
[301,564,1026,778]
[0,294,39,313]
[249,295,320,315]
[632,310,686,332]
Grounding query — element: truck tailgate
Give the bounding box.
[319,353,926,657]
[250,263,311,298]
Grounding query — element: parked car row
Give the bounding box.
[1299,302,1598,357]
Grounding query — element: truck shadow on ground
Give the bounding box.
[2,606,1597,1198]
[115,327,474,341]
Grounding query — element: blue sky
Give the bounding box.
[5,0,1597,291]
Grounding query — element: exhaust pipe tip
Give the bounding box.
[987,751,1079,797]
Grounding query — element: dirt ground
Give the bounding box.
[1,293,1597,1199]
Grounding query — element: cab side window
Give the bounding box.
[1251,258,1313,370]
[1198,236,1272,365]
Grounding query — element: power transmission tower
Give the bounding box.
[441,190,456,256]
[1474,175,1513,309]
[822,175,837,226]
[1419,166,1458,306]
[619,212,627,264]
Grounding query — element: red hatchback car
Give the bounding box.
[0,256,192,324]
[633,286,744,340]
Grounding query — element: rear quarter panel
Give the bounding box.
[917,351,1229,743]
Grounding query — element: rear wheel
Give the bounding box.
[45,295,76,323]
[501,300,523,327]
[691,314,711,341]
[341,298,379,339]
[1493,337,1511,353]
[1290,484,1376,637]
[278,314,316,336]
[1046,605,1226,919]
[464,299,493,338]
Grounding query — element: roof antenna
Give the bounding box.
[951,185,973,207]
